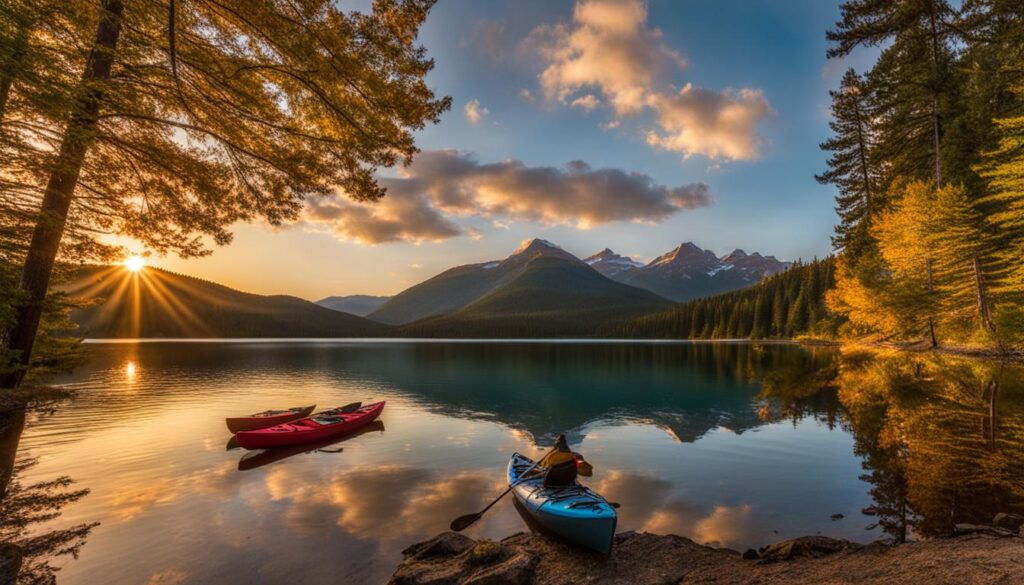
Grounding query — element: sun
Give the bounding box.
[124,256,146,272]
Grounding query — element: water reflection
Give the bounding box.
[237,421,385,471]
[837,349,1024,541]
[0,408,96,584]
[9,341,1024,584]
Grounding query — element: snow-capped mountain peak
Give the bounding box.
[583,248,644,277]
[648,242,720,270]
[502,238,580,266]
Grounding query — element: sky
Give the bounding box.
[146,0,879,300]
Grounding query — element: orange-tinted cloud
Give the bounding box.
[303,149,711,243]
[646,85,772,160]
[528,0,773,161]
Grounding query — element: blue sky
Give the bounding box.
[155,0,877,299]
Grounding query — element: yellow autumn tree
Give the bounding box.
[873,181,944,345]
[827,252,905,339]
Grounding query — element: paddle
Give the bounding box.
[450,449,554,532]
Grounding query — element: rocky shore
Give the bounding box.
[388,515,1024,585]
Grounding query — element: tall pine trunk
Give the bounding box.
[0,0,123,391]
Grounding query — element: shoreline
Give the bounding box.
[76,336,1022,363]
[389,523,1024,585]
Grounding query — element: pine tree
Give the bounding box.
[817,69,879,258]
[828,0,959,188]
[0,0,451,390]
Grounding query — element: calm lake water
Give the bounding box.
[14,340,1024,584]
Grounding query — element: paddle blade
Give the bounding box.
[449,513,481,532]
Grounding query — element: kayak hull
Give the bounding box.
[507,452,617,555]
[226,404,315,433]
[236,402,385,449]
[237,420,385,471]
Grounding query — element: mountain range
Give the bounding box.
[365,239,788,325]
[370,239,673,335]
[63,238,790,339]
[610,243,789,301]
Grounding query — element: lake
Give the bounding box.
[13,340,1024,584]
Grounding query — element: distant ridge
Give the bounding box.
[612,242,790,301]
[64,265,388,338]
[315,295,391,317]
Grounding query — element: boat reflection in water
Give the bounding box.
[12,341,1024,584]
[237,420,385,471]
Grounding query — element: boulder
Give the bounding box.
[992,513,1024,533]
[462,551,538,585]
[466,541,504,566]
[388,532,538,585]
[402,532,475,560]
[757,536,860,564]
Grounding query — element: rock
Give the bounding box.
[861,506,879,516]
[831,513,845,521]
[992,513,1024,532]
[741,548,759,560]
[865,523,878,530]
[466,541,504,566]
[757,536,860,564]
[389,529,1024,584]
[954,523,1015,537]
[389,532,538,585]
[462,551,538,585]
[402,532,475,560]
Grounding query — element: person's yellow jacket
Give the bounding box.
[539,450,575,468]
[538,450,594,477]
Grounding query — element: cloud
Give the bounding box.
[519,88,535,102]
[305,188,462,245]
[304,149,711,243]
[531,0,685,116]
[693,504,754,548]
[527,0,772,161]
[645,85,773,160]
[571,94,601,111]
[464,99,489,126]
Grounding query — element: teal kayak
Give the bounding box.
[507,452,617,555]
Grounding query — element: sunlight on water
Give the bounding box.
[124,360,137,382]
[14,341,1024,584]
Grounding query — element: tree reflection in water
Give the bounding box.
[838,350,1024,541]
[0,405,96,585]
[770,348,1024,543]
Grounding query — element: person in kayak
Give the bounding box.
[537,434,593,487]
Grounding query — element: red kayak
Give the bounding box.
[226,404,316,433]
[235,402,385,450]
